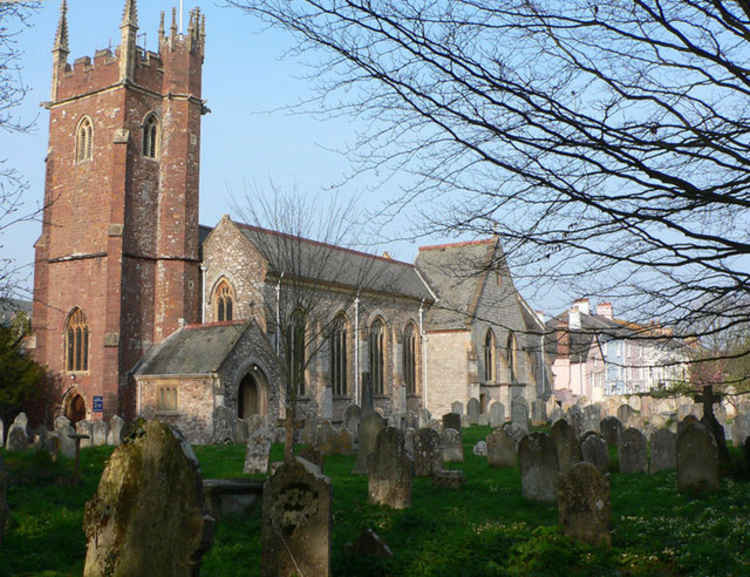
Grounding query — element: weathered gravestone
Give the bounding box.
[315,421,336,454]
[583,404,602,434]
[502,421,529,452]
[649,428,677,474]
[432,469,465,489]
[531,400,545,425]
[91,421,108,446]
[451,401,464,415]
[404,427,416,457]
[107,415,125,446]
[368,427,413,509]
[76,420,94,449]
[5,412,28,451]
[566,405,584,438]
[244,426,273,475]
[550,419,583,474]
[489,402,505,428]
[353,412,386,475]
[413,428,441,476]
[558,462,611,547]
[619,428,648,474]
[473,440,487,457]
[511,397,530,430]
[617,404,636,428]
[344,403,362,435]
[678,414,700,437]
[548,405,564,425]
[599,416,623,448]
[440,428,464,463]
[442,412,461,432]
[519,432,559,503]
[580,432,609,474]
[487,428,516,468]
[677,421,719,494]
[56,422,77,459]
[262,457,332,577]
[0,455,6,545]
[330,429,353,455]
[466,398,481,425]
[82,420,214,577]
[732,412,750,446]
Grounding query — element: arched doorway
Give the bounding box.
[238,369,268,418]
[66,393,86,423]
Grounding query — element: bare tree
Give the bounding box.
[226,1,750,356]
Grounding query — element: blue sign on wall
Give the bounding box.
[93,395,103,413]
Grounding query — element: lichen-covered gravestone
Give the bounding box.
[76,420,94,449]
[244,426,273,474]
[5,412,28,451]
[550,419,582,474]
[677,421,719,494]
[91,421,108,446]
[368,427,413,509]
[489,402,505,428]
[107,415,125,446]
[619,428,648,474]
[518,432,559,503]
[82,420,214,577]
[466,398,480,425]
[599,416,623,448]
[451,401,464,415]
[442,412,461,432]
[413,428,441,476]
[511,397,530,430]
[565,405,584,438]
[262,457,332,577]
[649,428,677,474]
[580,432,609,474]
[558,462,611,547]
[731,412,749,446]
[486,428,516,468]
[353,412,385,474]
[583,404,601,434]
[440,428,464,463]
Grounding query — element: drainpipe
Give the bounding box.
[354,293,360,406]
[419,299,426,411]
[275,272,284,355]
[200,264,207,323]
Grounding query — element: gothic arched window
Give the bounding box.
[403,322,417,395]
[142,113,159,159]
[287,309,306,396]
[66,308,89,372]
[369,318,385,395]
[330,314,348,397]
[76,116,93,163]
[214,279,234,322]
[484,328,496,382]
[507,331,518,383]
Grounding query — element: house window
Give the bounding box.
[369,318,385,395]
[484,328,495,382]
[142,113,159,158]
[157,386,177,411]
[330,315,348,396]
[507,331,518,383]
[76,116,93,163]
[403,323,417,395]
[65,308,89,372]
[214,279,234,322]
[287,309,306,396]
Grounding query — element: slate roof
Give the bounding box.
[135,321,249,375]
[235,222,434,302]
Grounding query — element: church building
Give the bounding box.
[31,1,549,443]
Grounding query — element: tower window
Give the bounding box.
[142,113,159,159]
[214,279,234,322]
[76,117,93,163]
[66,308,89,372]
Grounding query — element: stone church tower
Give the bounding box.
[31,1,206,421]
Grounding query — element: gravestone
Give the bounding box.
[732,412,750,446]
[677,421,719,494]
[466,398,480,425]
[617,404,635,427]
[302,409,319,446]
[262,457,332,577]
[315,421,336,454]
[566,405,584,438]
[76,420,94,449]
[473,440,487,457]
[486,428,516,468]
[511,397,530,430]
[678,414,700,437]
[107,415,125,446]
[368,427,413,509]
[5,412,28,451]
[57,424,77,459]
[330,429,353,455]
[451,401,463,415]
[344,404,361,439]
[243,427,273,475]
[531,400,545,425]
[0,455,6,544]
[558,462,611,547]
[212,405,235,443]
[440,428,464,463]
[550,419,582,474]
[502,422,529,452]
[519,432,559,503]
[413,428,441,476]
[405,411,419,430]
[442,412,461,432]
[54,415,70,431]
[82,420,214,577]
[599,416,623,447]
[353,412,385,475]
[91,421,108,446]
[583,404,601,434]
[548,406,564,425]
[489,402,505,428]
[580,432,608,474]
[404,427,416,457]
[619,428,648,474]
[649,428,677,474]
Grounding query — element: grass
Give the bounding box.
[1,426,748,576]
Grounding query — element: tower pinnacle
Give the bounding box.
[53,0,69,54]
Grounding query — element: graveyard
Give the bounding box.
[1,418,748,577]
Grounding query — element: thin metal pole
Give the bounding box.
[179,0,183,33]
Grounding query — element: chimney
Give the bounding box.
[596,302,613,320]
[573,297,590,315]
[569,308,581,330]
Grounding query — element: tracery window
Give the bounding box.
[507,331,518,383]
[330,315,348,396]
[369,318,385,395]
[76,116,93,163]
[403,323,417,395]
[66,308,89,372]
[287,309,306,396]
[484,328,496,382]
[142,113,159,159]
[214,279,234,322]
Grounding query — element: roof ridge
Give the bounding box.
[418,238,496,251]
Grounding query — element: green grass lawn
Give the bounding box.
[1,426,748,576]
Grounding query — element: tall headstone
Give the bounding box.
[489,402,505,428]
[5,412,28,451]
[82,421,214,577]
[451,401,463,415]
[344,404,361,440]
[262,457,332,577]
[732,412,750,446]
[91,421,108,446]
[76,420,94,449]
[519,432,559,503]
[558,462,611,547]
[649,429,677,474]
[440,428,464,463]
[107,415,125,446]
[353,412,385,475]
[599,416,623,448]
[580,432,608,474]
[486,428,516,468]
[566,405,584,438]
[550,419,582,474]
[617,404,635,427]
[466,398,480,425]
[511,397,530,430]
[413,428,441,477]
[244,426,273,475]
[583,404,601,434]
[619,428,648,474]
[442,412,461,432]
[677,421,719,494]
[368,427,412,509]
